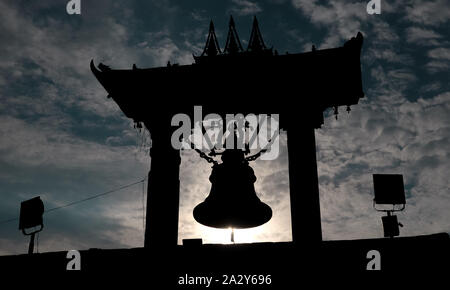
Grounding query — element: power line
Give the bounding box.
[0,177,146,226]
[36,232,39,253]
[142,177,146,231]
[45,178,145,213]
[0,217,18,225]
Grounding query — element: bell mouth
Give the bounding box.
[193,200,272,229]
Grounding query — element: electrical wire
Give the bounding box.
[142,177,146,231]
[0,177,146,226]
[44,178,145,213]
[36,232,39,253]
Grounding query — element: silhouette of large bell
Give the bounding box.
[193,149,272,229]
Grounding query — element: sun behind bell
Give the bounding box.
[193,148,272,229]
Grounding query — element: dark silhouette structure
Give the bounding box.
[1,17,447,281]
[373,174,406,238]
[90,16,364,249]
[19,196,44,254]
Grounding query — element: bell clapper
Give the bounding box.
[231,228,235,243]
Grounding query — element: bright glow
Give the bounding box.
[233,226,265,243]
[199,226,232,244]
[199,225,266,244]
[178,132,292,245]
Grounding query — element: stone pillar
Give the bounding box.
[287,126,322,245]
[144,124,181,249]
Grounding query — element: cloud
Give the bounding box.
[361,19,413,66]
[291,0,367,48]
[406,27,442,45]
[428,47,450,60]
[316,81,450,240]
[230,0,263,16]
[138,34,194,66]
[0,115,146,169]
[366,48,412,64]
[0,1,132,117]
[426,47,450,73]
[0,112,150,254]
[190,10,208,22]
[0,0,195,118]
[0,0,164,254]
[404,0,450,26]
[314,26,450,238]
[371,20,400,42]
[425,61,449,73]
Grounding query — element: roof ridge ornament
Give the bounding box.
[247,16,267,52]
[224,15,243,54]
[201,20,222,57]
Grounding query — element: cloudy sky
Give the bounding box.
[0,0,449,255]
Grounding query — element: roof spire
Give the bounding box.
[247,16,267,52]
[224,15,243,54]
[201,20,221,57]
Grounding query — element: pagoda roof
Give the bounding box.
[247,16,267,52]
[91,19,364,129]
[223,15,244,54]
[201,20,221,57]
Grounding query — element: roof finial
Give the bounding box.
[247,16,267,52]
[201,19,221,57]
[224,15,243,54]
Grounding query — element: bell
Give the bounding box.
[193,148,272,229]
